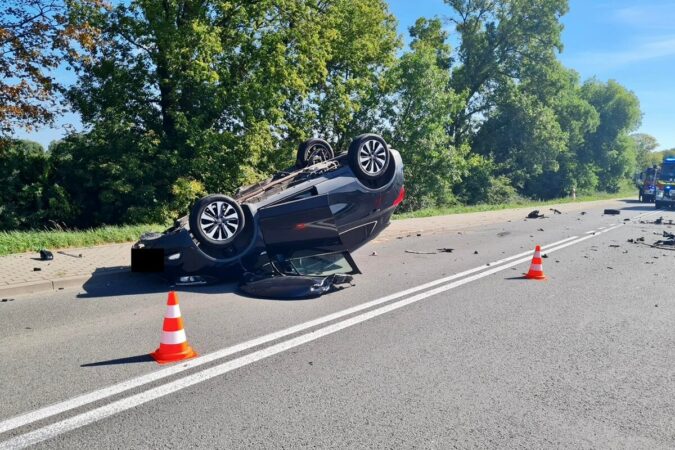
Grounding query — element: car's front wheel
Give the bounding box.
[189,194,245,248]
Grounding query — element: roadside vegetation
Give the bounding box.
[0,1,655,242]
[395,184,636,220]
[0,224,167,257]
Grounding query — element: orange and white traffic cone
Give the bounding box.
[524,245,546,280]
[150,291,198,364]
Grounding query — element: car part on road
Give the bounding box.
[39,249,53,261]
[238,274,353,299]
[550,208,562,214]
[57,250,82,258]
[603,209,621,215]
[527,210,544,219]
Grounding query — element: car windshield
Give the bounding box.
[659,165,675,182]
[277,252,358,276]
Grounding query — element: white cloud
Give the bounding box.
[566,35,675,70]
[612,4,675,30]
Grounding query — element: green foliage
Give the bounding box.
[1,0,649,231]
[631,133,659,169]
[0,140,49,229]
[383,18,461,211]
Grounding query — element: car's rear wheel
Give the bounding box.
[189,194,245,247]
[347,134,391,182]
[297,138,334,167]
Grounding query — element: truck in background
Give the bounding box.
[654,157,675,209]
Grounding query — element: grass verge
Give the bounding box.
[394,188,636,220]
[0,224,166,256]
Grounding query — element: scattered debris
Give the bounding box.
[607,267,614,270]
[609,245,620,248]
[627,239,634,243]
[624,218,630,222]
[580,212,587,215]
[39,249,53,261]
[416,233,422,237]
[550,208,562,215]
[542,254,549,259]
[239,273,353,300]
[57,251,83,258]
[655,217,664,225]
[537,228,544,232]
[527,210,545,219]
[497,231,510,237]
[405,250,437,255]
[33,267,41,272]
[604,209,621,215]
[370,251,378,256]
[474,250,479,255]
[637,237,645,242]
[437,248,454,253]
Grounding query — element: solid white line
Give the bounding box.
[0,225,625,449]
[0,236,579,436]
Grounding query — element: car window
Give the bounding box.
[274,251,359,276]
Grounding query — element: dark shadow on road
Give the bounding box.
[81,354,154,367]
[77,268,239,299]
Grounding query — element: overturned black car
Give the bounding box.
[131,134,405,284]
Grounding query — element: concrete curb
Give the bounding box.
[0,269,128,298]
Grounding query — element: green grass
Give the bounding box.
[0,224,167,256]
[394,188,636,220]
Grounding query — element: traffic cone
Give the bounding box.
[524,245,546,280]
[150,291,198,364]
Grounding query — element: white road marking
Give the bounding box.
[0,224,625,449]
[0,236,581,437]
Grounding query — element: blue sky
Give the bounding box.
[17,0,675,150]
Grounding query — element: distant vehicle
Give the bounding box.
[655,157,675,209]
[636,166,657,203]
[131,134,405,284]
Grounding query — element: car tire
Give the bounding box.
[189,194,245,247]
[347,134,391,182]
[297,138,334,168]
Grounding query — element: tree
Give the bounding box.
[579,79,642,191]
[384,18,462,210]
[58,0,400,226]
[631,133,659,170]
[0,0,100,137]
[444,0,569,145]
[0,140,49,229]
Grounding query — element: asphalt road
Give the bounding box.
[1,199,674,448]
